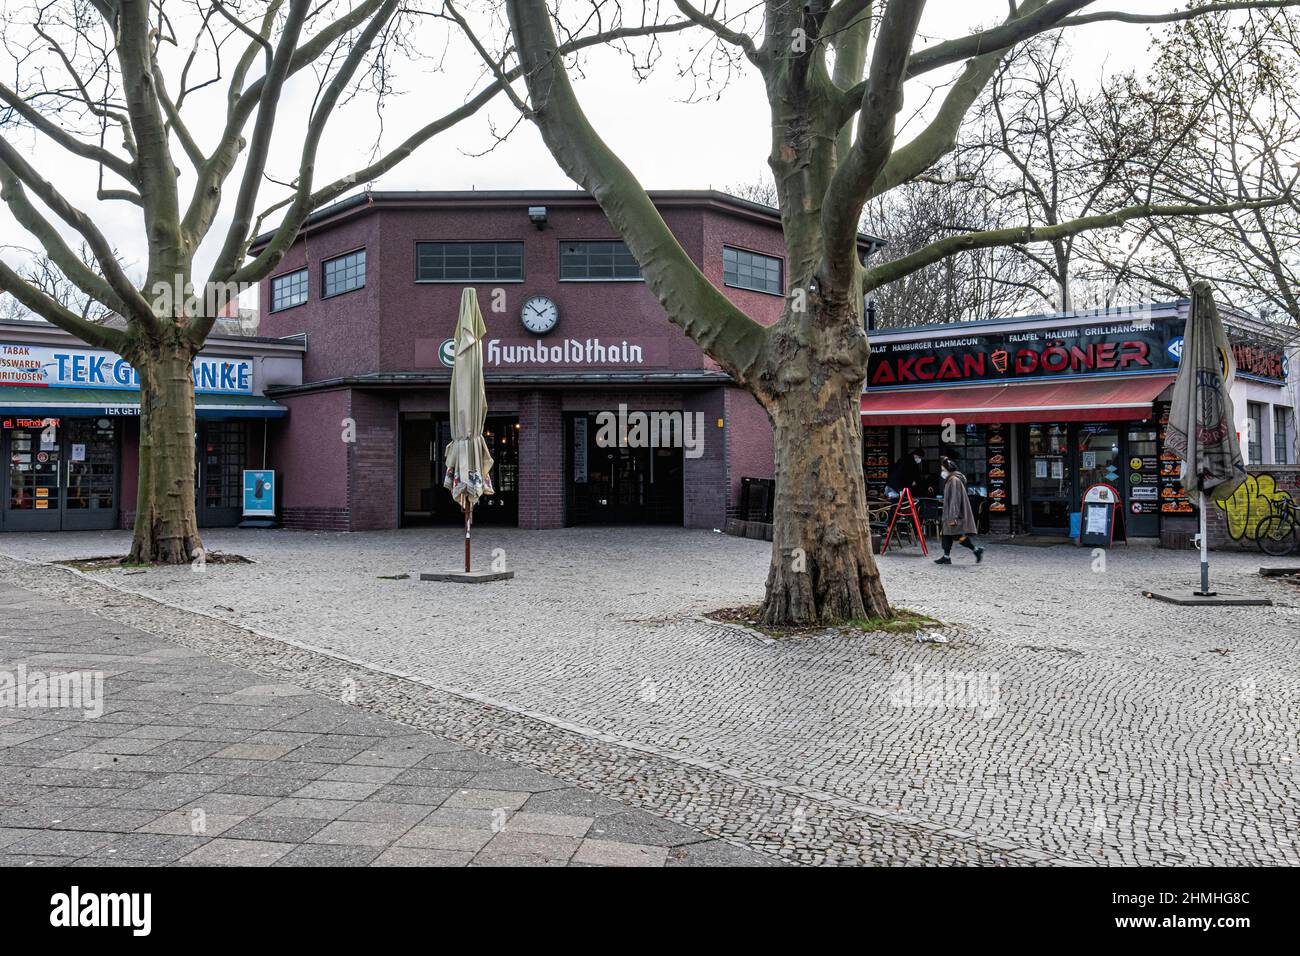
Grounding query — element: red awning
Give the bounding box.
[860,375,1175,426]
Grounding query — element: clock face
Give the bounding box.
[521,295,559,334]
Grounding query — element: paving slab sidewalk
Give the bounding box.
[0,582,776,867]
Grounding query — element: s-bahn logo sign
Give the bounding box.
[867,319,1182,388]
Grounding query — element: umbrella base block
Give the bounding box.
[419,570,515,584]
[1141,589,1272,607]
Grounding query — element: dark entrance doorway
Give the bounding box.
[1025,423,1072,532]
[197,421,247,527]
[565,412,684,525]
[2,417,119,531]
[399,413,519,526]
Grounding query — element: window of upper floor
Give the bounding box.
[269,268,308,312]
[560,240,642,281]
[322,249,366,298]
[723,245,783,296]
[416,241,524,282]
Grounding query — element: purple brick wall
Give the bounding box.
[517,391,564,529]
[271,390,350,530]
[347,390,399,530]
[723,387,774,515]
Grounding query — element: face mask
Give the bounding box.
[941,469,950,479]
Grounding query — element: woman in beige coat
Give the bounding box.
[935,456,985,566]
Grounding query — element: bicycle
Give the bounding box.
[1255,495,1300,557]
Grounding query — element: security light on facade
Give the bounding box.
[528,206,548,230]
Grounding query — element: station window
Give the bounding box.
[322,249,366,298]
[560,240,642,280]
[269,268,308,312]
[416,242,523,282]
[723,245,783,295]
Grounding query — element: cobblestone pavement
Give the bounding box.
[2,527,1298,865]
[0,581,778,867]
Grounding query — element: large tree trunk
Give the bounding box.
[756,288,890,626]
[761,391,891,626]
[128,346,203,564]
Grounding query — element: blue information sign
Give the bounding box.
[242,470,276,518]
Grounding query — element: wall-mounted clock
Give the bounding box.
[521,295,559,335]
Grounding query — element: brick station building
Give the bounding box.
[252,190,883,531]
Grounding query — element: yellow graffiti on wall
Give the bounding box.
[1215,473,1295,540]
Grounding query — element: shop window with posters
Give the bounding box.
[904,424,990,495]
[904,423,992,532]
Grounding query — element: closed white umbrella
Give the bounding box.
[443,288,494,572]
[1165,281,1247,595]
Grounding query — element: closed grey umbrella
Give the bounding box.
[443,288,494,572]
[1165,282,1247,594]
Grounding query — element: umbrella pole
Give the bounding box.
[1196,491,1214,596]
[463,503,471,573]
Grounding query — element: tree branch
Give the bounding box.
[203,0,313,284]
[0,258,127,351]
[504,0,768,385]
[0,135,150,319]
[864,195,1291,292]
[671,1,762,65]
[244,17,699,263]
[0,81,135,181]
[823,0,927,275]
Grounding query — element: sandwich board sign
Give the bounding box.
[1080,483,1125,548]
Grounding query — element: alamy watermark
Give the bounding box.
[595,403,705,459]
[0,665,104,719]
[888,665,1001,719]
[148,275,255,318]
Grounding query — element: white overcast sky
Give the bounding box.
[0,0,1192,302]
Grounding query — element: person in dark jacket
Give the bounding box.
[886,447,925,499]
[935,456,984,565]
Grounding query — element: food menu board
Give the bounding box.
[986,423,1008,512]
[1155,402,1195,515]
[863,427,892,496]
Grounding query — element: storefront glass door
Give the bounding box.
[1025,423,1072,532]
[63,419,118,530]
[3,417,119,531]
[197,421,246,527]
[1076,424,1122,494]
[5,421,61,530]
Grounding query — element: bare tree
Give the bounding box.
[500,0,1298,625]
[864,173,1048,325]
[0,0,681,563]
[1094,7,1300,329]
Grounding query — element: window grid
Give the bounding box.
[1247,401,1264,463]
[416,242,523,282]
[560,241,641,280]
[723,246,783,295]
[322,250,366,297]
[1275,406,1293,464]
[270,269,308,312]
